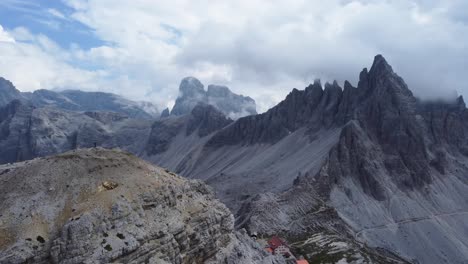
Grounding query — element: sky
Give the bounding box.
[0,0,467,112]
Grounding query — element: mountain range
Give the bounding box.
[0,55,467,263]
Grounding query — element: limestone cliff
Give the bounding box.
[0,148,283,264]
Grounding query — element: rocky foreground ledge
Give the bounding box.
[0,148,283,264]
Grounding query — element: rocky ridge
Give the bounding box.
[233,56,468,263]
[0,79,159,119]
[0,78,23,107]
[0,148,284,264]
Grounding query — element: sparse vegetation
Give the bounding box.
[36,236,45,244]
[104,244,112,251]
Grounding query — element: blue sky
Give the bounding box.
[0,0,467,111]
[0,0,104,49]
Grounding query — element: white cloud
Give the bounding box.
[0,26,106,92]
[47,8,66,20]
[0,25,15,43]
[1,1,468,112]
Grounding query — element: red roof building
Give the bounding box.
[268,236,287,249]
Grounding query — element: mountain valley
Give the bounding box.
[1,55,467,263]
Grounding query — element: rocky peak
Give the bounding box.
[360,55,413,99]
[160,107,170,118]
[457,95,466,110]
[305,79,323,93]
[187,103,233,137]
[369,54,394,77]
[304,79,324,109]
[171,77,257,118]
[0,77,23,107]
[0,77,18,92]
[179,77,206,98]
[170,77,208,116]
[323,81,342,96]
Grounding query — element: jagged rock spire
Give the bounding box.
[457,95,466,110]
[369,54,394,76]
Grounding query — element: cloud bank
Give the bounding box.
[0,0,467,111]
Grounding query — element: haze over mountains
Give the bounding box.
[170,77,257,119]
[0,55,467,263]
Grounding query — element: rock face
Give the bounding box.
[145,103,232,157]
[160,107,170,118]
[0,148,284,264]
[186,103,233,138]
[0,100,153,164]
[171,77,207,116]
[0,100,35,164]
[170,77,257,119]
[0,78,24,107]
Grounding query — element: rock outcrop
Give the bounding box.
[160,107,170,118]
[0,148,284,264]
[145,103,232,157]
[186,103,233,137]
[0,78,24,107]
[170,77,257,119]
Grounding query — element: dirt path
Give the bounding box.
[355,210,468,238]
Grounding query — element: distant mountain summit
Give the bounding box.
[171,77,257,119]
[0,77,24,106]
[30,89,159,119]
[0,80,159,119]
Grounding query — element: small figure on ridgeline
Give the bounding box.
[94,142,97,148]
